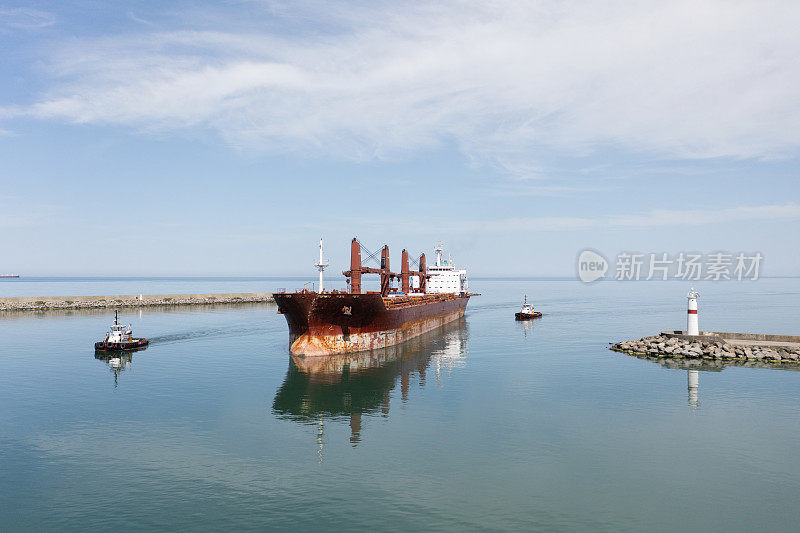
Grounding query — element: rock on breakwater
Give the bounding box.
[611,333,800,364]
[0,293,274,311]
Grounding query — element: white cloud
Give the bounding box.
[4,0,800,170]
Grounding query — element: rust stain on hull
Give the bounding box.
[273,292,470,357]
[289,307,466,356]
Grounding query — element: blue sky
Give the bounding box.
[0,0,798,277]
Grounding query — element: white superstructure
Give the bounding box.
[414,242,469,295]
[519,296,534,316]
[104,311,133,344]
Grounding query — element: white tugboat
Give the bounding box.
[94,311,149,351]
[514,295,541,320]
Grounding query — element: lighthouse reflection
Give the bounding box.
[626,354,799,410]
[687,370,699,409]
[272,318,468,452]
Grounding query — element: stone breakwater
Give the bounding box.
[611,333,800,363]
[0,293,274,311]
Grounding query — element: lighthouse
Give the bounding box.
[315,238,329,293]
[687,288,699,336]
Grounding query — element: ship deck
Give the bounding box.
[381,293,464,309]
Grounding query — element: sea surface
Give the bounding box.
[1,277,799,531]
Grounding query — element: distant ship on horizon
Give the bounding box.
[0,274,20,278]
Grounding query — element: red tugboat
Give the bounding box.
[94,311,149,352]
[274,238,473,357]
[514,295,542,320]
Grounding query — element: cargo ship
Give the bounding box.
[274,238,473,356]
[0,274,20,278]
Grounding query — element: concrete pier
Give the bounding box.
[662,330,800,346]
[0,292,274,311]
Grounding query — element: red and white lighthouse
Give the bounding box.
[687,288,699,336]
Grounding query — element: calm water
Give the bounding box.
[1,278,799,531]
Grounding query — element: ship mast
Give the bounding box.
[314,238,329,292]
[434,241,444,267]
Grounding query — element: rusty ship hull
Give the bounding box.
[274,292,469,357]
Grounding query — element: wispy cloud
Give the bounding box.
[126,11,154,27]
[3,1,800,173]
[487,182,617,197]
[345,203,800,234]
[0,8,55,31]
[471,203,800,232]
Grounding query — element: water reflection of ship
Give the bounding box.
[272,318,469,456]
[94,348,144,387]
[430,322,468,384]
[516,317,536,338]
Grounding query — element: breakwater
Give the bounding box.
[611,331,800,363]
[0,292,274,311]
